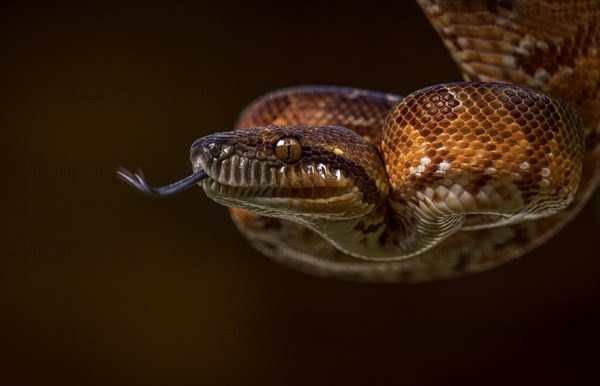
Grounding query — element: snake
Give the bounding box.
[118,0,600,283]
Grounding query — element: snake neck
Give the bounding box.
[302,203,464,261]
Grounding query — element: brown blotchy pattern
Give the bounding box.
[417,0,599,120]
[418,0,600,202]
[383,82,583,218]
[236,86,401,144]
[223,81,588,280]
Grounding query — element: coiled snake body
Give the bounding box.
[119,0,600,282]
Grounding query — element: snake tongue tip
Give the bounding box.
[116,165,208,197]
[115,165,136,184]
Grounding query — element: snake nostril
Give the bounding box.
[191,133,237,153]
[208,143,222,158]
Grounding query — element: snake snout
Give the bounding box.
[190,132,239,171]
[191,133,237,156]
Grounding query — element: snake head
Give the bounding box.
[190,125,389,220]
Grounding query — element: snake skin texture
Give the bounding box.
[221,82,586,281]
[419,0,600,205]
[222,0,600,282]
[118,0,600,282]
[383,83,583,226]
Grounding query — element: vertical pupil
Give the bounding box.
[276,137,301,163]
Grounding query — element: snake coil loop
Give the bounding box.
[118,0,600,282]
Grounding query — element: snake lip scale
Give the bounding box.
[117,0,599,282]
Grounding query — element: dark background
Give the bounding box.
[1,1,599,385]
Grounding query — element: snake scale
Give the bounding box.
[118,0,600,283]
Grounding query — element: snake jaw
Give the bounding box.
[193,150,369,219]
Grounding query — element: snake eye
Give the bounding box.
[275,136,302,164]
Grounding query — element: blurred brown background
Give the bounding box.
[1,1,599,385]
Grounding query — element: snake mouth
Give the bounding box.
[200,173,369,219]
[203,178,357,202]
[197,158,357,202]
[192,147,363,207]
